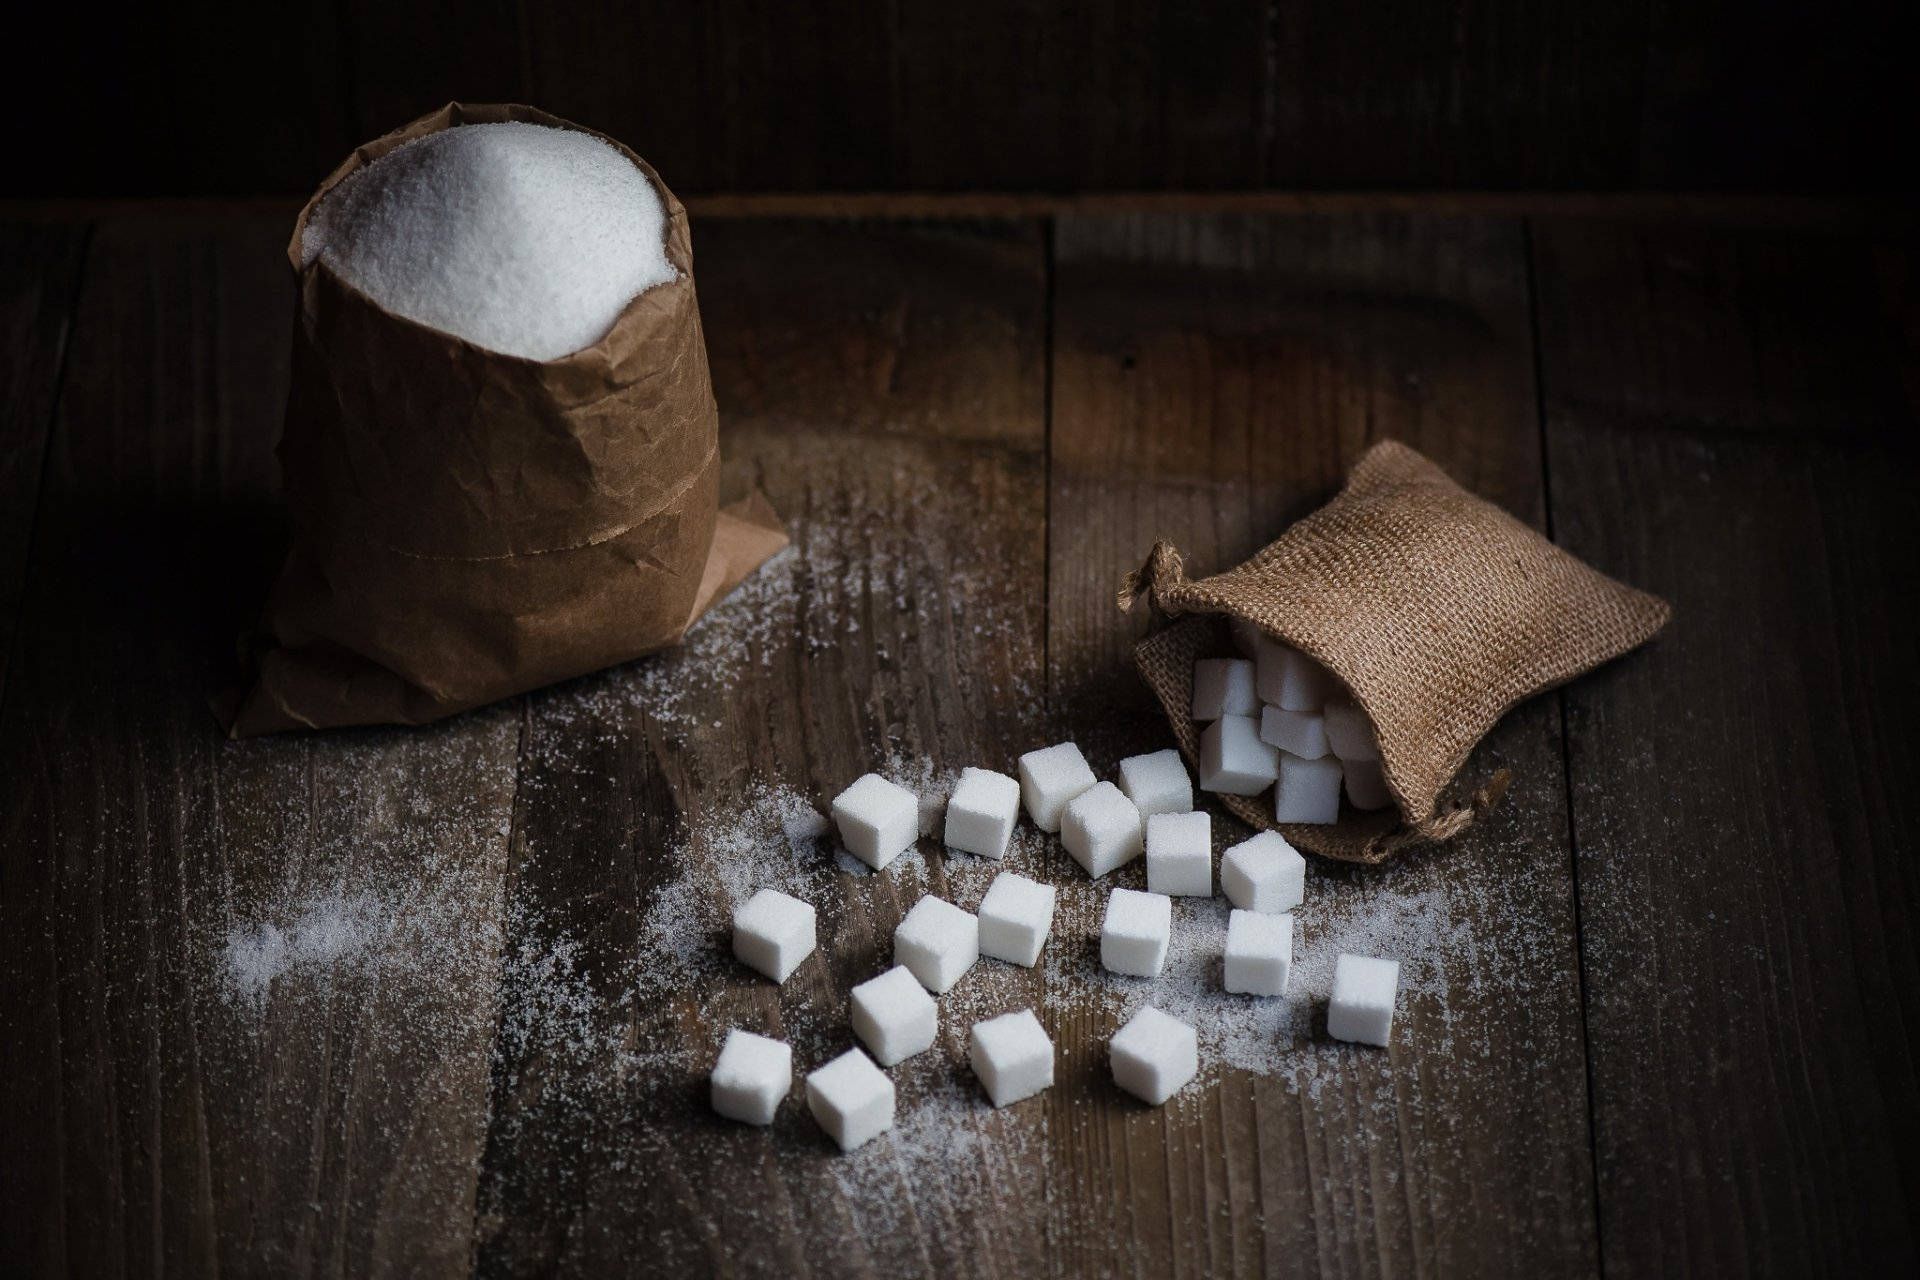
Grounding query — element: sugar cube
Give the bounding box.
[1275,752,1343,824]
[1224,909,1293,995]
[1258,706,1328,759]
[1229,617,1266,658]
[1017,742,1098,833]
[806,1048,895,1151]
[1144,810,1212,897]
[1101,887,1172,977]
[1328,953,1400,1046]
[1219,830,1306,914]
[894,894,979,993]
[1323,700,1380,761]
[849,965,938,1066]
[710,1028,792,1125]
[1343,757,1393,810]
[1199,715,1279,795]
[1061,781,1144,878]
[1109,1006,1198,1105]
[831,773,920,869]
[732,888,817,983]
[969,1009,1054,1107]
[1256,640,1333,711]
[944,766,1021,858]
[1116,748,1193,817]
[1191,658,1257,719]
[977,871,1056,967]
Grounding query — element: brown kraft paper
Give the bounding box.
[1121,441,1670,864]
[225,103,786,736]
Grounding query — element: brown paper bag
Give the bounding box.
[224,103,786,736]
[1122,441,1670,863]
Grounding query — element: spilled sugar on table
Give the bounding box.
[0,199,1913,1279]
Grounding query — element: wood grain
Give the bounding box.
[471,219,1053,1277]
[0,222,88,708]
[14,2,1900,197]
[0,216,516,1278]
[1045,211,1600,1277]
[1533,220,1920,1276]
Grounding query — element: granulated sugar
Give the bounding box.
[303,122,676,361]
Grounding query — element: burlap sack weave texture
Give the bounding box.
[1123,441,1670,863]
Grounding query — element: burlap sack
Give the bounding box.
[224,103,786,736]
[1122,441,1670,862]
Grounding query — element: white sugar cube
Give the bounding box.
[1109,1006,1198,1106]
[1191,658,1257,719]
[1259,706,1328,759]
[1061,781,1143,878]
[850,965,938,1066]
[1116,748,1192,817]
[1219,830,1306,914]
[1224,909,1293,995]
[1229,617,1265,658]
[1328,953,1400,1046]
[1017,741,1098,833]
[1144,810,1211,897]
[710,1028,792,1125]
[806,1048,895,1151]
[893,894,979,993]
[1256,640,1333,712]
[831,773,920,869]
[732,888,817,983]
[977,871,1056,967]
[1199,715,1279,795]
[1323,700,1380,761]
[1275,752,1343,824]
[969,1009,1054,1107]
[1343,757,1392,810]
[944,766,1021,858]
[1101,887,1172,977]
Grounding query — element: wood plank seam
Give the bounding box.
[1523,213,1613,1280]
[0,221,93,726]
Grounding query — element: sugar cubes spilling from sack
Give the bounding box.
[303,121,677,361]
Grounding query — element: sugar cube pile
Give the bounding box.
[302,122,676,362]
[1182,627,1391,824]
[707,736,1408,1152]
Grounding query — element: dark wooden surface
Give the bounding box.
[7,1,1909,198]
[0,202,1914,1278]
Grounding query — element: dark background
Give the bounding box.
[7,0,1908,198]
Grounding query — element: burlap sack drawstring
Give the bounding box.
[1120,441,1668,863]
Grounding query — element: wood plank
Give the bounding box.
[0,221,89,708]
[472,219,1053,1275]
[1046,211,1600,1276]
[342,0,527,144]
[0,215,516,1277]
[1534,220,1920,1276]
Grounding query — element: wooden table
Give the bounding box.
[1,200,1914,1278]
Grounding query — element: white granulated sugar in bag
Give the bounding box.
[303,122,677,361]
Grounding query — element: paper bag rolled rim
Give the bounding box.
[289,102,690,377]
